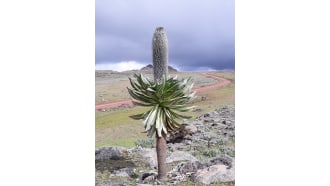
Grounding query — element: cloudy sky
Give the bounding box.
[95,0,235,72]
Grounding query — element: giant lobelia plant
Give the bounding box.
[127,27,195,182]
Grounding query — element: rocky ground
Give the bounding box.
[95,105,235,186]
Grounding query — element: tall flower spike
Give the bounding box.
[152,27,168,82]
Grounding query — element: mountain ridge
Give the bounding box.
[140,64,178,72]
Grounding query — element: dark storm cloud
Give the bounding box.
[96,0,234,71]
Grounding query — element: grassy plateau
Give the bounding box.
[95,70,235,149]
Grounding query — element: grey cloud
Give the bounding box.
[96,0,235,71]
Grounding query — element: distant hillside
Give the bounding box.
[140,64,178,72]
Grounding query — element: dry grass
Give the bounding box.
[95,71,235,148]
[95,71,218,105]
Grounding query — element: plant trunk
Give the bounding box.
[156,131,167,181]
[152,27,169,182]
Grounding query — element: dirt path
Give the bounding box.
[95,73,231,110]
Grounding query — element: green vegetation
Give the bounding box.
[95,71,235,149]
[135,137,155,148]
[95,107,148,129]
[127,74,195,137]
[95,107,149,148]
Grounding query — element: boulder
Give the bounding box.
[183,123,198,135]
[95,105,236,185]
[138,148,157,169]
[138,148,198,168]
[177,160,204,174]
[208,155,234,168]
[113,167,136,178]
[167,123,198,143]
[139,171,158,184]
[95,146,127,160]
[166,151,198,163]
[192,162,235,184]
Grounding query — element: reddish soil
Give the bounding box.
[95,73,231,110]
[193,73,231,93]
